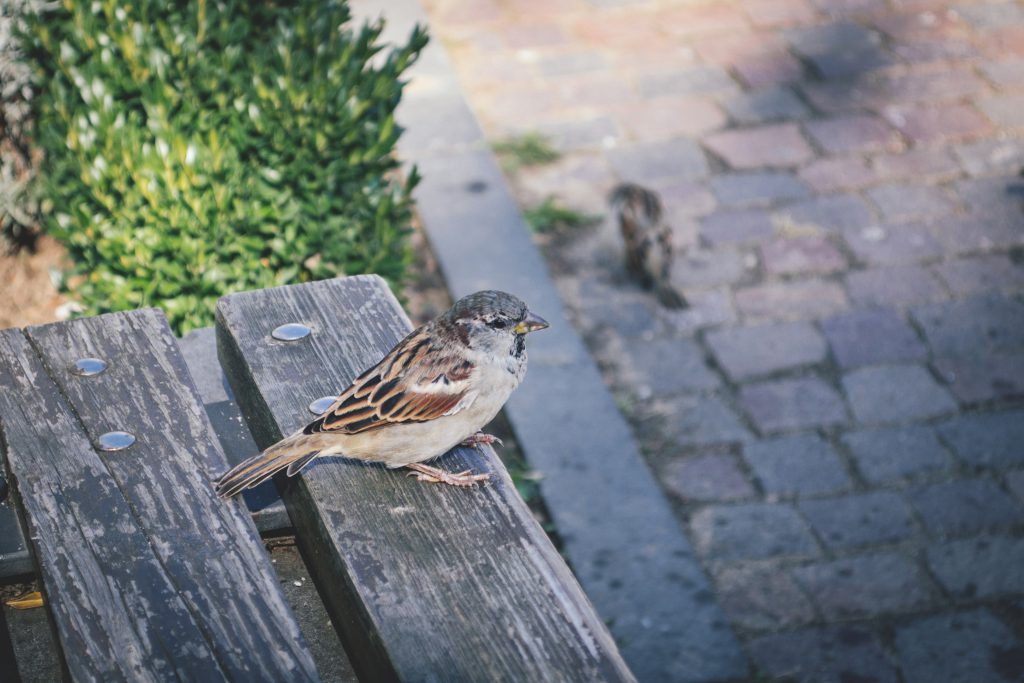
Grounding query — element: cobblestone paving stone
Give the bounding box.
[422,0,1024,679]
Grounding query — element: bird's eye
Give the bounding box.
[489,318,508,329]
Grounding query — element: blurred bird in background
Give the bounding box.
[609,183,687,309]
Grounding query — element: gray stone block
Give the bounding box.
[671,248,748,290]
[637,65,738,98]
[713,562,815,631]
[895,609,1024,683]
[741,378,849,433]
[700,208,775,244]
[798,492,915,549]
[660,393,754,447]
[710,171,810,206]
[723,87,810,125]
[785,22,891,77]
[774,194,874,232]
[574,279,660,339]
[662,453,755,502]
[957,2,1024,28]
[735,280,850,323]
[928,212,1024,256]
[607,138,709,182]
[867,183,954,222]
[744,434,851,496]
[536,117,620,153]
[932,255,1024,296]
[663,288,738,336]
[760,236,847,275]
[927,536,1024,599]
[844,223,944,266]
[841,425,951,483]
[749,626,898,683]
[954,175,1023,215]
[807,46,892,78]
[538,50,607,77]
[845,266,947,308]
[908,479,1024,535]
[821,308,928,369]
[706,322,827,381]
[932,353,1024,405]
[936,409,1024,468]
[690,503,820,561]
[842,365,957,424]
[912,294,1024,358]
[1008,470,1024,501]
[703,123,813,169]
[805,114,901,154]
[954,138,1024,176]
[792,552,935,619]
[619,337,719,397]
[785,21,881,55]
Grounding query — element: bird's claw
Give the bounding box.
[459,432,503,449]
[405,463,489,487]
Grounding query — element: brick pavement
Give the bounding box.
[421,0,1024,680]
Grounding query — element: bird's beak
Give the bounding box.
[514,310,549,335]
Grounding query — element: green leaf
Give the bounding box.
[24,0,425,334]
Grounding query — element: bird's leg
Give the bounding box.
[459,431,503,448]
[406,462,490,487]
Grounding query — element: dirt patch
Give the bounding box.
[402,218,452,326]
[0,236,69,329]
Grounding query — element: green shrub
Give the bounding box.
[1,0,47,250]
[23,0,427,333]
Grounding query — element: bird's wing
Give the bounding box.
[303,327,477,436]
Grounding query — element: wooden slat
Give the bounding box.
[177,327,291,533]
[216,275,634,683]
[0,311,319,681]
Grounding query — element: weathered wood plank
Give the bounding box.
[0,311,319,681]
[177,327,290,533]
[216,275,635,683]
[0,328,222,680]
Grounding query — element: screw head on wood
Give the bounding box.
[271,323,312,342]
[71,358,108,377]
[96,431,136,452]
[308,396,338,415]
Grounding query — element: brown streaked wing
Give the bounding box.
[302,328,475,436]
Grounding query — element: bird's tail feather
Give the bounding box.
[213,433,321,499]
[655,282,688,310]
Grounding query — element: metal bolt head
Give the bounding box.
[97,431,136,452]
[271,323,311,342]
[308,396,338,415]
[71,358,108,377]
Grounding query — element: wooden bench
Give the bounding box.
[0,275,634,682]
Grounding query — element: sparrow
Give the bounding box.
[609,183,687,309]
[214,291,549,497]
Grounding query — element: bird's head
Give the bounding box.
[443,290,548,356]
